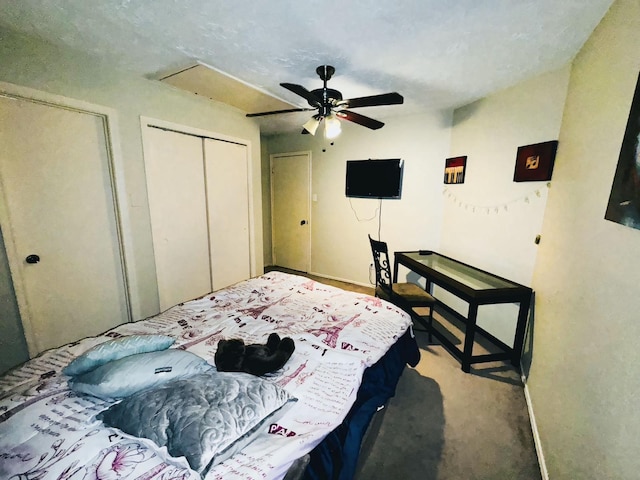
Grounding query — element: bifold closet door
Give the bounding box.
[204,139,251,290]
[0,96,129,354]
[143,127,212,311]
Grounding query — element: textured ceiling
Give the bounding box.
[0,0,614,135]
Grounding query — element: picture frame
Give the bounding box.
[513,141,558,182]
[605,71,640,230]
[444,156,467,184]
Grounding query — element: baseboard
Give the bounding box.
[521,372,550,480]
[266,266,374,290]
[308,270,373,289]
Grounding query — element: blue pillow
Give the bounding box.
[68,349,213,399]
[63,334,175,376]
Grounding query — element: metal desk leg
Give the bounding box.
[425,278,433,295]
[511,293,532,369]
[392,257,399,283]
[462,303,478,372]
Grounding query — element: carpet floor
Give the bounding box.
[356,326,542,480]
[266,267,542,480]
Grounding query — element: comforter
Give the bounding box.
[0,271,411,479]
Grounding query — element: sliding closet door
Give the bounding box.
[204,139,251,290]
[143,124,252,308]
[143,127,212,311]
[0,96,129,354]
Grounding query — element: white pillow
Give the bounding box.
[68,349,213,399]
[63,334,175,376]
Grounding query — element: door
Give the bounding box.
[0,96,129,354]
[142,126,212,311]
[204,139,251,290]
[271,152,311,272]
[142,123,252,309]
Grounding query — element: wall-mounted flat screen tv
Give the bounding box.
[345,158,404,199]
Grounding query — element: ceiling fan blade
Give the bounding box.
[246,107,315,118]
[341,92,404,109]
[336,110,384,130]
[280,83,322,106]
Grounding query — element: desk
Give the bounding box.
[394,251,532,372]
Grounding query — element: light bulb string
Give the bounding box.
[443,182,550,213]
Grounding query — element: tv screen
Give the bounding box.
[345,159,404,199]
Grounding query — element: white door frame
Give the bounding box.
[270,151,312,272]
[0,82,133,356]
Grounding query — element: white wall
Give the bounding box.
[444,67,570,284]
[0,27,263,323]
[529,0,640,478]
[441,67,570,346]
[263,112,451,286]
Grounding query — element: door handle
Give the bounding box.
[25,254,41,264]
[300,220,307,225]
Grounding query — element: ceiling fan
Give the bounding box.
[246,65,404,138]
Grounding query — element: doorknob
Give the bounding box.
[300,220,307,225]
[25,254,40,264]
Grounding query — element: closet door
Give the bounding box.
[204,139,251,290]
[0,96,129,354]
[143,127,212,311]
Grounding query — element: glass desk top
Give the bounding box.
[395,250,532,372]
[401,251,523,291]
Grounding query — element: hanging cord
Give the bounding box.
[349,198,382,285]
[349,198,384,283]
[369,199,383,285]
[348,197,381,222]
[348,198,383,239]
[377,198,382,240]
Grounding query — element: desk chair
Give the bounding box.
[369,235,435,341]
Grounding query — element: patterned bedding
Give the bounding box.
[0,271,411,480]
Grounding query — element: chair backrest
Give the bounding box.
[368,235,393,296]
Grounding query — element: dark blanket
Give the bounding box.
[303,328,420,479]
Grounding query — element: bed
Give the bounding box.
[0,271,418,480]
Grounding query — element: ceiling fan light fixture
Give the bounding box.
[302,116,321,135]
[246,65,403,135]
[324,114,341,139]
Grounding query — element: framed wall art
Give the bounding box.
[513,141,558,182]
[444,156,467,184]
[605,71,640,230]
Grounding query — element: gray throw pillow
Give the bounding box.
[98,371,295,474]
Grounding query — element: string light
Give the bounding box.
[442,183,550,214]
